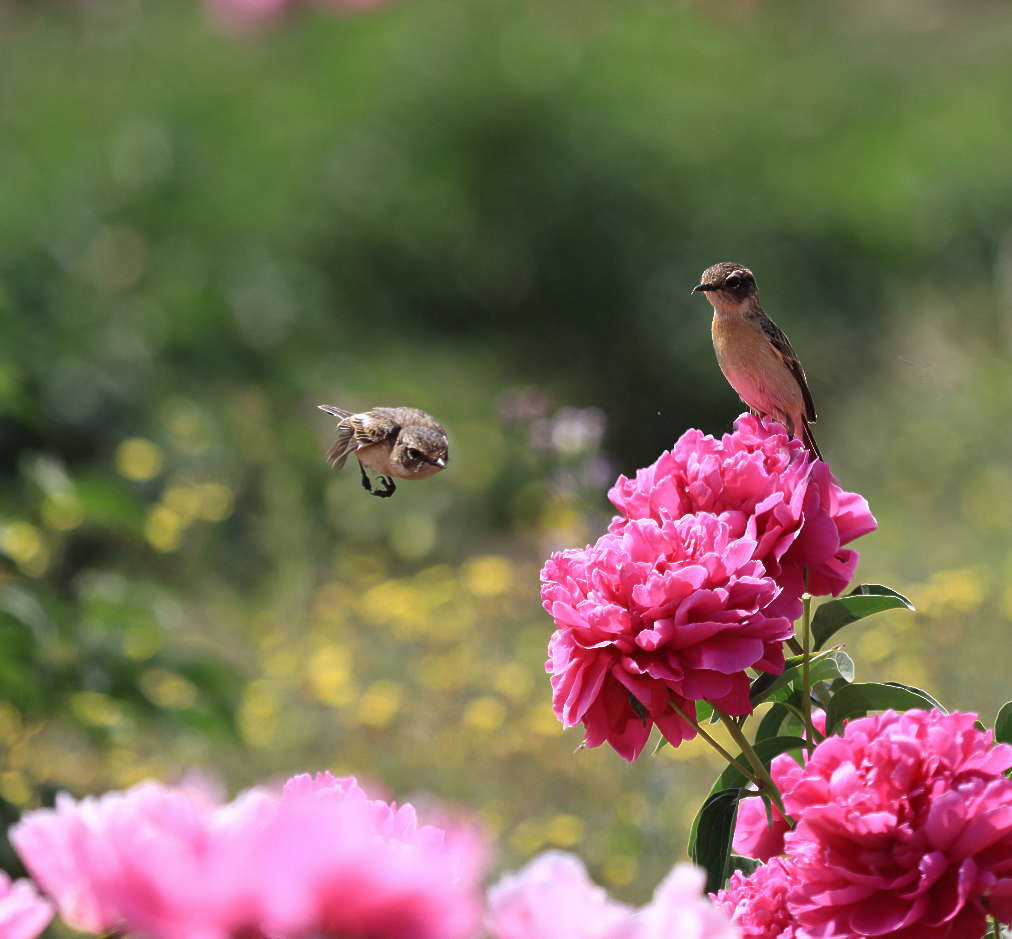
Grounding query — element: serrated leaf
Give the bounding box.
[825,682,945,735]
[687,735,805,857]
[994,702,1012,745]
[690,787,744,894]
[812,585,914,651]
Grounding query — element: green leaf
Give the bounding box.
[824,682,945,735]
[995,702,1012,745]
[749,650,854,708]
[729,854,761,878]
[687,735,805,857]
[690,787,744,894]
[755,702,790,742]
[812,584,914,651]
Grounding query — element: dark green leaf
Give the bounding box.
[995,702,1012,745]
[729,854,761,877]
[690,787,744,894]
[750,650,853,708]
[812,584,914,651]
[687,735,805,856]
[825,682,945,735]
[755,702,790,742]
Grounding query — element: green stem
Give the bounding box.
[991,916,1002,939]
[801,583,814,755]
[669,700,756,785]
[716,710,791,822]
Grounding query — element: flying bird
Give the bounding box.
[692,262,822,460]
[318,405,449,498]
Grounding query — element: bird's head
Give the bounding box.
[692,262,759,313]
[397,426,449,477]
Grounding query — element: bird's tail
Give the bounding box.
[318,405,355,469]
[801,419,823,462]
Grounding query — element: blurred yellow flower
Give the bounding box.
[115,437,164,481]
[356,681,403,727]
[463,696,507,733]
[0,521,49,575]
[196,483,235,522]
[70,691,126,729]
[604,854,638,887]
[139,669,198,710]
[546,813,584,847]
[144,505,186,552]
[0,771,32,807]
[239,681,281,748]
[308,645,355,707]
[463,555,513,597]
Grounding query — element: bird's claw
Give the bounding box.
[370,476,396,498]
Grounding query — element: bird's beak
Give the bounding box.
[692,283,716,294]
[433,458,446,468]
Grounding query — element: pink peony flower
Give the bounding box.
[0,871,53,939]
[733,711,825,861]
[10,778,269,939]
[632,863,742,938]
[711,857,800,939]
[542,511,793,760]
[783,709,1012,938]
[204,0,294,32]
[256,772,484,939]
[485,851,635,939]
[487,855,739,939]
[608,414,876,621]
[11,772,483,939]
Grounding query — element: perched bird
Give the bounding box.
[692,262,822,460]
[317,405,449,498]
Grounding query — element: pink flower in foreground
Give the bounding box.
[486,851,634,939]
[733,711,825,861]
[487,855,738,939]
[257,772,483,939]
[632,863,741,938]
[711,858,799,939]
[11,773,483,939]
[10,779,269,939]
[542,512,793,760]
[0,871,53,939]
[784,710,1012,938]
[205,0,294,32]
[608,414,876,621]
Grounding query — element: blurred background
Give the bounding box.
[2,0,1012,923]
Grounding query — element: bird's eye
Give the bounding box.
[725,275,741,290]
[406,448,422,461]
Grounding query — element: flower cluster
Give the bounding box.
[541,415,875,759]
[486,851,739,939]
[608,414,876,621]
[10,773,482,939]
[718,709,1012,938]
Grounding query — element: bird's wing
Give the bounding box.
[759,315,817,422]
[349,409,401,445]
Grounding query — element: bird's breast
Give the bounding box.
[711,315,800,415]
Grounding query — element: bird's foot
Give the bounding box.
[359,462,373,493]
[371,476,396,498]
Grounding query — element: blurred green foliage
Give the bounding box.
[1,0,1012,916]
